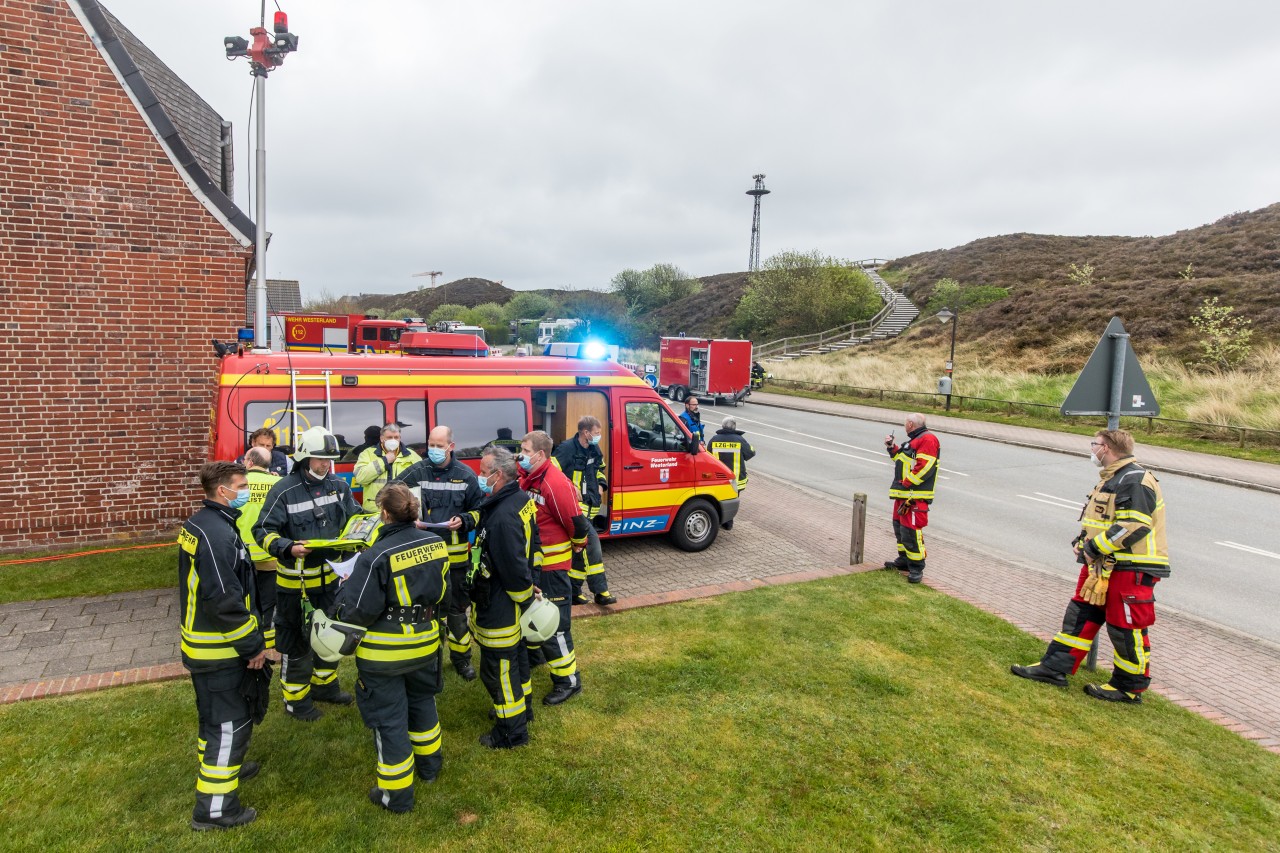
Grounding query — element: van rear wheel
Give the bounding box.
[670,499,719,552]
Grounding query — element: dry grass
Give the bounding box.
[771,339,1280,430]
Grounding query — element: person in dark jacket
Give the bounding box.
[462,447,537,748]
[708,417,756,493]
[254,426,363,721]
[553,415,618,607]
[393,425,485,681]
[236,427,289,478]
[328,483,450,813]
[179,461,268,832]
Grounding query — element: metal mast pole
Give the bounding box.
[253,71,268,348]
[746,174,770,272]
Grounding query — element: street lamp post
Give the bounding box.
[937,306,958,412]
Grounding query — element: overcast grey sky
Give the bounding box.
[104,1,1280,299]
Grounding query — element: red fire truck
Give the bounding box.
[268,313,420,354]
[658,337,753,404]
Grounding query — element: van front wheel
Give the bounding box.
[670,499,719,552]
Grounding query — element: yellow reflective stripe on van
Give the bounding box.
[221,372,649,389]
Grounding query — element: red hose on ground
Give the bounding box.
[0,541,173,567]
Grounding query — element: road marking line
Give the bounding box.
[1035,492,1084,506]
[1018,494,1082,510]
[747,431,890,467]
[734,413,968,476]
[1217,541,1280,560]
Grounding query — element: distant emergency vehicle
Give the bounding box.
[658,337,753,404]
[268,313,420,354]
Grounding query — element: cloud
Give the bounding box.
[103,0,1280,297]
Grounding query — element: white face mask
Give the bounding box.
[1090,451,1103,467]
[383,439,400,452]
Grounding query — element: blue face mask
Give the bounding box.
[228,487,250,510]
[477,474,493,495]
[428,447,447,465]
[518,454,534,472]
[589,434,601,445]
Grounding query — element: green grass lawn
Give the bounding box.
[0,543,173,605]
[2,574,1277,852]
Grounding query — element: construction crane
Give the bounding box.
[412,271,443,288]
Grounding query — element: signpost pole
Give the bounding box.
[1107,331,1129,431]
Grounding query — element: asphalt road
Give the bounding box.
[728,404,1280,645]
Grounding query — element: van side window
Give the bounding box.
[625,402,685,452]
[243,400,384,459]
[396,400,427,457]
[435,399,527,459]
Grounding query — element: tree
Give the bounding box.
[427,303,469,325]
[1190,296,1253,370]
[922,277,1010,316]
[609,263,701,316]
[733,250,879,341]
[1066,262,1096,287]
[303,289,362,314]
[505,291,554,321]
[464,302,506,327]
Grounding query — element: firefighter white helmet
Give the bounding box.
[520,596,560,644]
[293,426,342,462]
[310,610,366,662]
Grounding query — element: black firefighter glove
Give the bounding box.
[240,660,274,725]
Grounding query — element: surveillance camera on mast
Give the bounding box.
[224,10,299,73]
[224,8,301,351]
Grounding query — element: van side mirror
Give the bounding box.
[686,435,699,455]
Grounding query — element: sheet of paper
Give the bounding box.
[418,521,454,529]
[326,553,360,581]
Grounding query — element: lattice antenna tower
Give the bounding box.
[746,174,770,272]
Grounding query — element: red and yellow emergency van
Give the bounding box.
[210,351,739,551]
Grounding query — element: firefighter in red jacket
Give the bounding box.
[518,430,591,706]
[882,413,940,584]
[1012,429,1170,703]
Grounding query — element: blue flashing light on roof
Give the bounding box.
[582,340,608,360]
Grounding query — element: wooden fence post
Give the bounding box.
[850,493,866,565]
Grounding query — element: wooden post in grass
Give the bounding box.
[850,493,866,565]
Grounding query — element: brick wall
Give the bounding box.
[0,2,252,551]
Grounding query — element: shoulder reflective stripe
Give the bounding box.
[286,499,316,513]
[421,481,468,491]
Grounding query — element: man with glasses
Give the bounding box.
[517,430,592,706]
[353,423,422,511]
[678,396,706,445]
[1012,429,1170,703]
[394,425,485,681]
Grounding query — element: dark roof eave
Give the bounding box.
[69,0,257,247]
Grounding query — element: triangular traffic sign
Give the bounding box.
[1061,317,1160,417]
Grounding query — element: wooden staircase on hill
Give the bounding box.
[754,266,919,363]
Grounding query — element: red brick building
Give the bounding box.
[0,1,256,550]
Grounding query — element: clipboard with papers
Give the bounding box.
[303,512,384,551]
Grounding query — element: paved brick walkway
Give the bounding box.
[1,469,1277,754]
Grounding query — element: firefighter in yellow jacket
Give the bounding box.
[324,483,450,813]
[1012,429,1170,703]
[236,447,280,652]
[352,423,422,511]
[179,461,268,831]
